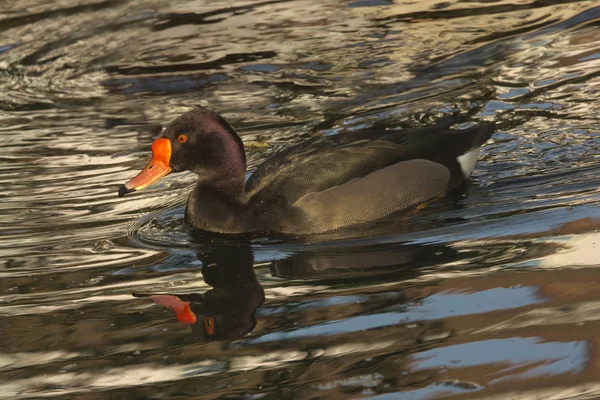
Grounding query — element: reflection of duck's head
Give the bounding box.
[135,287,264,342]
[118,108,494,235]
[135,244,265,342]
[190,282,264,342]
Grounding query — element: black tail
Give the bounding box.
[465,122,495,148]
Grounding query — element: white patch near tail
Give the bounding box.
[457,146,481,177]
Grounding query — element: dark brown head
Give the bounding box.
[118,109,247,197]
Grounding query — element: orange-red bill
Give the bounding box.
[118,138,172,197]
[150,295,197,325]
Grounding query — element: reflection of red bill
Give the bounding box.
[150,295,197,325]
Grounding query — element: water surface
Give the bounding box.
[2,0,600,398]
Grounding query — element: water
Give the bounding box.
[2,0,600,398]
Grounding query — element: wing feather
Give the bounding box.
[292,159,451,233]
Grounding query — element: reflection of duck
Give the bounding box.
[134,245,264,341]
[133,238,461,341]
[272,242,459,281]
[119,109,494,235]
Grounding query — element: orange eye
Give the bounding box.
[177,134,188,143]
[204,316,215,335]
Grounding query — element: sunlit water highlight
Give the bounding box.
[2,0,600,398]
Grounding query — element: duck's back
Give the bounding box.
[246,123,495,207]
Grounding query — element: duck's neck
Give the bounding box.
[185,122,250,232]
[185,174,249,234]
[200,171,246,198]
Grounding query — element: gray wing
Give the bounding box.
[247,123,494,204]
[292,159,450,234]
[248,139,403,204]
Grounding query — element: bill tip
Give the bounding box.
[118,185,135,197]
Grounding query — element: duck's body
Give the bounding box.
[119,109,494,235]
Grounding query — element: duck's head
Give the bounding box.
[118,109,246,197]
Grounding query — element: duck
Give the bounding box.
[118,109,494,235]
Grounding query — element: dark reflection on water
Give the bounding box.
[134,243,265,342]
[2,0,600,398]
